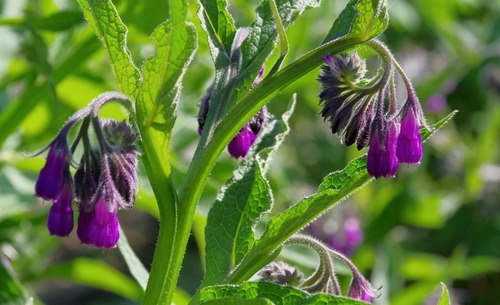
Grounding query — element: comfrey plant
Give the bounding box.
[32,0,456,304]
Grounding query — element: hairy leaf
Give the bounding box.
[78,0,141,98]
[202,297,274,305]
[200,282,370,305]
[198,0,236,56]
[322,0,388,44]
[234,0,321,104]
[226,111,457,283]
[203,103,294,287]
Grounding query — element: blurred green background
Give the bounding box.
[1,0,500,304]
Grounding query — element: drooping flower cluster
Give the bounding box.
[260,234,380,303]
[197,68,267,159]
[34,92,139,249]
[318,46,428,179]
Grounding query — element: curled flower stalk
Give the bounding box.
[317,40,429,178]
[33,92,139,249]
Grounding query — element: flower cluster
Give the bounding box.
[318,47,428,179]
[197,68,267,159]
[34,92,139,249]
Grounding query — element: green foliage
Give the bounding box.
[78,0,140,98]
[1,0,499,304]
[200,282,369,305]
[203,100,294,288]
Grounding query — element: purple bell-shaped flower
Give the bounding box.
[396,108,423,164]
[35,132,70,201]
[367,121,399,179]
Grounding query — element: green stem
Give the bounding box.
[173,36,365,302]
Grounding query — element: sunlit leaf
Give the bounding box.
[200,282,370,305]
[227,111,456,283]
[77,0,141,98]
[198,0,236,56]
[322,0,388,43]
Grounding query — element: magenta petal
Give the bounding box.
[47,183,74,237]
[228,126,253,159]
[35,140,68,201]
[87,197,120,249]
[396,109,423,164]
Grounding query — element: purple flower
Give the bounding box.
[77,210,93,245]
[87,196,120,249]
[35,133,69,201]
[78,196,119,249]
[367,121,399,179]
[228,125,255,159]
[329,216,363,256]
[348,271,379,303]
[396,108,423,164]
[47,168,74,237]
[426,94,446,113]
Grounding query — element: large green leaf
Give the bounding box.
[322,0,388,44]
[43,258,143,300]
[200,282,370,305]
[202,102,294,288]
[226,111,457,284]
[77,0,141,98]
[198,0,236,56]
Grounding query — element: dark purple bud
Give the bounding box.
[367,121,399,179]
[47,170,74,237]
[257,261,304,286]
[74,150,101,209]
[228,125,253,159]
[77,210,93,245]
[35,133,69,201]
[249,107,267,135]
[197,84,214,131]
[87,196,120,249]
[396,108,423,164]
[108,153,138,208]
[356,110,373,150]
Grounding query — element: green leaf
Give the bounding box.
[43,258,143,300]
[226,111,457,284]
[235,0,321,103]
[203,158,273,286]
[117,226,150,290]
[202,297,275,305]
[0,258,30,305]
[437,283,451,305]
[136,1,197,304]
[198,0,236,55]
[202,102,294,288]
[200,282,370,305]
[322,0,388,44]
[77,0,141,98]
